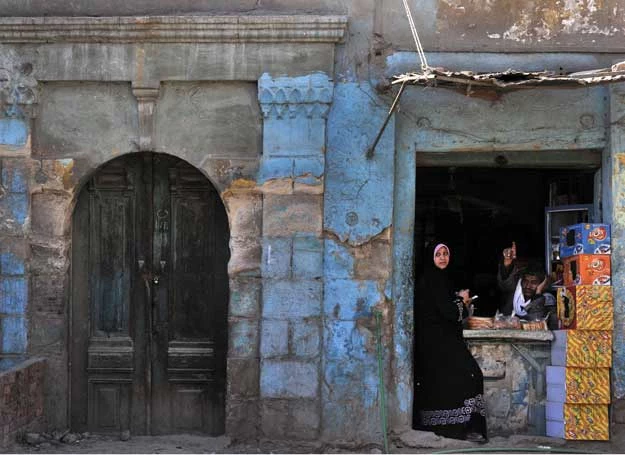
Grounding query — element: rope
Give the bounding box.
[401,0,430,71]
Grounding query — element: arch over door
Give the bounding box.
[71,153,229,435]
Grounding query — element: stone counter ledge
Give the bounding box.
[463,329,554,342]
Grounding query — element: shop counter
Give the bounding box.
[463,329,554,436]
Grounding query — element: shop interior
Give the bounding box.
[413,167,597,316]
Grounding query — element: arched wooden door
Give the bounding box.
[71,153,229,435]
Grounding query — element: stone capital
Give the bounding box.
[258,73,334,119]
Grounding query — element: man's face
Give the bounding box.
[521,274,541,300]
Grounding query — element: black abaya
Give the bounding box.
[413,248,487,440]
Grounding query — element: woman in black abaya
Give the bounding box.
[413,242,487,442]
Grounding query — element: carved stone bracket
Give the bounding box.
[0,54,39,118]
[132,84,159,152]
[258,73,333,119]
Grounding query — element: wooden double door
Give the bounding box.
[71,153,229,435]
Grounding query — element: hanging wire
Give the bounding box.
[401,0,430,71]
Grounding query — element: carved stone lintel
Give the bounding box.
[132,85,159,152]
[0,15,348,44]
[258,73,334,120]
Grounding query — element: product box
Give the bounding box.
[546,402,609,440]
[560,223,611,258]
[563,254,611,286]
[551,330,612,367]
[546,366,610,404]
[556,286,613,330]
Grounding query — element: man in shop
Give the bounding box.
[497,241,556,322]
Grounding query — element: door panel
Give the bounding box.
[71,153,228,435]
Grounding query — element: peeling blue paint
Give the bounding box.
[260,360,318,398]
[325,83,394,245]
[2,164,28,193]
[1,316,27,353]
[324,239,355,279]
[324,279,379,320]
[0,118,28,147]
[0,277,27,314]
[0,252,25,275]
[293,235,323,279]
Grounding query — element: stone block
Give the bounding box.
[262,237,292,279]
[0,277,27,314]
[262,280,322,318]
[260,399,290,439]
[291,320,320,358]
[263,194,322,236]
[289,399,320,439]
[29,244,68,275]
[292,235,323,279]
[28,314,64,351]
[222,191,262,240]
[260,360,318,398]
[227,358,260,398]
[226,399,259,440]
[229,319,259,358]
[0,118,28,148]
[261,117,326,157]
[293,157,324,179]
[31,192,71,237]
[261,320,289,358]
[324,279,380,320]
[30,274,65,316]
[258,157,294,183]
[0,193,28,234]
[228,237,261,277]
[1,160,28,193]
[155,82,261,161]
[1,316,27,353]
[229,277,261,319]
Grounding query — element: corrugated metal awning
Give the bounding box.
[392,61,625,91]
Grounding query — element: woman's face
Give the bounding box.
[434,246,450,270]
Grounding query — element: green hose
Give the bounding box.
[375,310,389,454]
[432,447,596,454]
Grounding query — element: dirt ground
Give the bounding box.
[4,425,625,454]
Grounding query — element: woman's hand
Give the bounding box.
[458,289,470,306]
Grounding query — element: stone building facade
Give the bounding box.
[1,0,625,445]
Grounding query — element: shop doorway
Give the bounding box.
[413,167,596,316]
[70,153,229,435]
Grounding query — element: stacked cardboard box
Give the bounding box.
[547,223,612,440]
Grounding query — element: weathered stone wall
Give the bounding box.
[467,337,552,436]
[0,358,46,448]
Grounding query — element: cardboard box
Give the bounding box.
[551,330,612,367]
[560,223,611,258]
[546,366,610,404]
[563,255,611,286]
[556,286,613,330]
[546,402,609,440]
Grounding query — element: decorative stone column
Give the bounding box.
[608,82,625,423]
[0,58,38,359]
[257,73,331,440]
